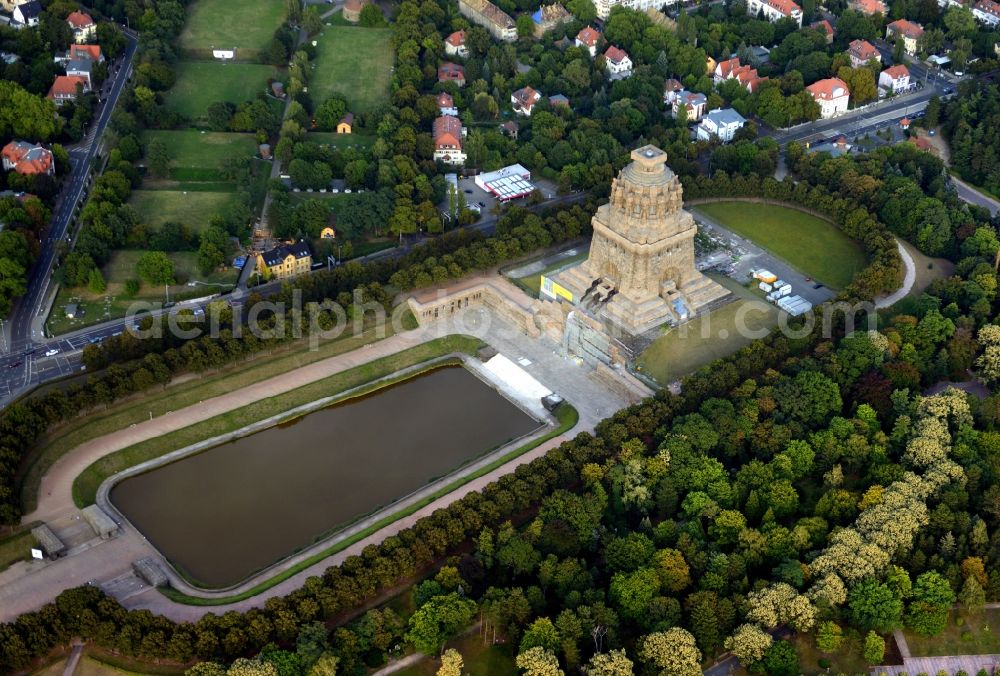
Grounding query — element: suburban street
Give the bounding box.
[0,28,138,399]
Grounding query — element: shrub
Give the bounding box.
[818,658,831,668]
[961,631,973,641]
[124,279,140,297]
[955,616,964,626]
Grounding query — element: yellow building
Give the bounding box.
[320,226,336,239]
[337,112,353,134]
[256,241,312,280]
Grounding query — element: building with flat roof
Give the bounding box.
[475,164,534,201]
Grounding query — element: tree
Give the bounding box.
[906,571,955,636]
[437,649,463,676]
[516,647,563,676]
[516,14,535,38]
[405,593,477,655]
[958,577,986,616]
[862,631,885,664]
[315,97,348,131]
[815,621,842,653]
[147,138,171,178]
[585,649,633,676]
[88,267,107,294]
[358,3,385,25]
[724,625,772,666]
[654,548,691,592]
[520,618,561,654]
[757,640,798,676]
[309,654,338,676]
[640,628,701,676]
[135,251,175,286]
[848,581,902,634]
[609,568,660,620]
[302,6,323,35]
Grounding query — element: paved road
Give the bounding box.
[951,174,1000,216]
[0,29,138,395]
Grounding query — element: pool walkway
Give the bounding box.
[0,292,642,623]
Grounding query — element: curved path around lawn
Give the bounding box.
[874,237,916,309]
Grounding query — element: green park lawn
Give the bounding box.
[163,61,275,120]
[179,0,285,55]
[394,632,516,676]
[47,251,237,336]
[129,189,240,232]
[903,608,1000,657]
[142,130,258,180]
[694,202,868,289]
[636,275,780,385]
[306,132,375,149]
[311,26,393,113]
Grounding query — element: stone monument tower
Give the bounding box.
[552,144,728,334]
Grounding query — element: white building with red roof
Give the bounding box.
[886,19,924,55]
[810,19,835,43]
[66,11,96,43]
[1,141,54,175]
[849,0,887,13]
[747,0,802,26]
[806,77,850,118]
[604,45,633,79]
[973,0,1000,26]
[511,86,542,116]
[444,30,469,58]
[47,75,90,106]
[847,39,882,67]
[713,57,767,93]
[879,64,911,93]
[433,115,466,165]
[575,26,600,57]
[436,91,457,116]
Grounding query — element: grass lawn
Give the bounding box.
[311,26,393,113]
[130,189,240,232]
[46,251,237,336]
[306,132,376,149]
[791,631,872,675]
[904,608,1000,657]
[142,130,258,180]
[510,249,589,297]
[178,0,285,55]
[636,275,780,385]
[163,61,275,120]
[394,631,516,676]
[694,202,868,289]
[0,524,39,573]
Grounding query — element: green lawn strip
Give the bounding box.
[693,202,868,289]
[178,0,285,54]
[20,318,415,514]
[163,62,275,120]
[81,647,187,675]
[393,630,516,675]
[306,132,376,148]
[790,630,870,675]
[153,403,576,605]
[903,608,1000,657]
[129,190,241,232]
[311,26,393,113]
[509,249,589,297]
[0,522,41,573]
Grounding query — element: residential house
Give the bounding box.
[672,90,707,121]
[342,0,370,22]
[973,0,1000,26]
[746,0,803,27]
[12,0,41,28]
[810,19,835,44]
[575,26,600,56]
[511,86,541,116]
[532,3,571,38]
[336,113,353,134]
[806,77,850,118]
[1,141,55,175]
[879,63,911,93]
[47,75,89,106]
[436,91,458,116]
[604,45,633,79]
[64,57,93,87]
[320,226,336,239]
[713,57,766,92]
[444,30,469,57]
[499,120,519,139]
[592,0,678,21]
[0,0,28,12]
[458,0,516,42]
[69,44,103,62]
[849,0,887,13]
[549,94,570,108]
[66,11,96,43]
[438,62,466,87]
[257,241,312,280]
[271,81,285,98]
[696,108,747,143]
[663,78,683,104]
[433,115,466,165]
[847,39,881,68]
[886,19,924,55]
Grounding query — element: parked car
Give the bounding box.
[44,348,59,357]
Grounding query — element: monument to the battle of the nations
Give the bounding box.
[551,144,729,335]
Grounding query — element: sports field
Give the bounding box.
[163,61,274,120]
[693,202,867,289]
[130,189,241,232]
[143,130,258,180]
[179,0,285,55]
[311,26,393,113]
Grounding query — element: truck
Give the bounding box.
[753,269,778,284]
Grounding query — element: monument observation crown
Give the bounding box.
[550,144,729,334]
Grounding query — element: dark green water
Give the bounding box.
[109,365,539,587]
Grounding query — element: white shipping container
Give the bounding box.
[759,282,773,292]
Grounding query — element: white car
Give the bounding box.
[44,348,59,357]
